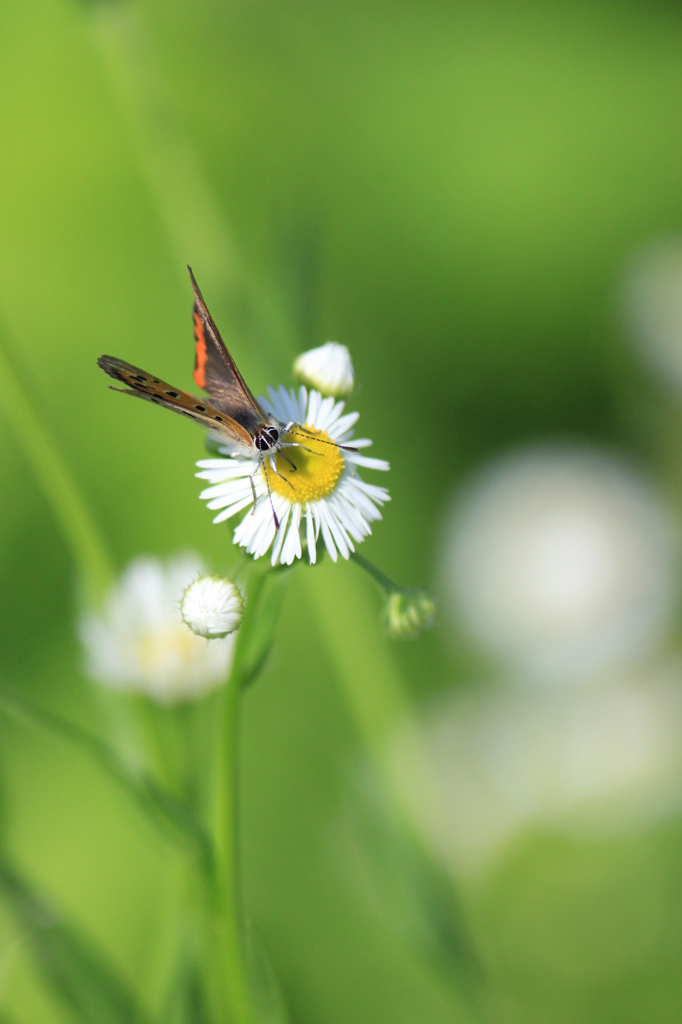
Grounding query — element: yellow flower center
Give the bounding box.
[137,625,200,673]
[263,427,344,502]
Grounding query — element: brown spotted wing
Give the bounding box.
[98,267,274,456]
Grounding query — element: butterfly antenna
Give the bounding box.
[285,426,358,453]
[259,452,280,530]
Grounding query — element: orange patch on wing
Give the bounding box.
[193,312,208,389]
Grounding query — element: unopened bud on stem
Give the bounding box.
[181,576,243,639]
[384,588,436,640]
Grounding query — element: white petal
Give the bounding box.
[329,491,371,542]
[330,411,360,438]
[212,495,254,523]
[324,502,353,559]
[201,480,251,503]
[271,503,291,565]
[249,502,279,559]
[280,504,301,565]
[196,458,255,476]
[340,479,385,522]
[297,385,308,422]
[307,388,321,428]
[316,395,337,433]
[317,503,339,562]
[347,454,391,471]
[306,506,317,564]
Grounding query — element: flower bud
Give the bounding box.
[181,576,243,639]
[384,589,436,640]
[293,342,354,397]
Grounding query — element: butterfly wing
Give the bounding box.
[98,356,254,453]
[188,266,267,431]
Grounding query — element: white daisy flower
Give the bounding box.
[79,554,235,703]
[196,385,390,567]
[293,342,355,397]
[181,575,243,639]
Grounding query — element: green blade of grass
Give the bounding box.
[0,857,152,1024]
[0,326,114,607]
[0,686,212,868]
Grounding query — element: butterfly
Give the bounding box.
[98,266,355,528]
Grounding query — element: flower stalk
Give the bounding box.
[208,569,269,1024]
[351,552,436,639]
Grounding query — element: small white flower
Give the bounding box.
[384,589,436,640]
[293,342,354,397]
[181,576,243,639]
[79,554,235,703]
[196,385,390,567]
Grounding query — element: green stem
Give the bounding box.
[212,676,252,1024]
[209,571,268,1024]
[350,551,398,593]
[0,329,115,605]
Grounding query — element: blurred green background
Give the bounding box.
[3,0,682,1021]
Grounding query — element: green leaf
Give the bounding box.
[0,858,152,1024]
[0,687,212,868]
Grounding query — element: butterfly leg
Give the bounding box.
[249,470,261,515]
[258,453,280,530]
[268,452,295,491]
[277,449,298,472]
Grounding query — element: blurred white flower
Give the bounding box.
[441,447,677,679]
[384,589,436,640]
[181,575,243,639]
[79,554,235,703]
[621,236,682,396]
[293,342,354,397]
[389,664,682,875]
